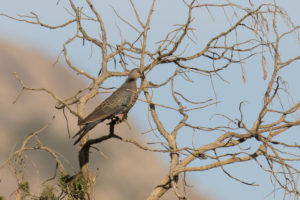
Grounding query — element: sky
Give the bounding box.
[1,0,300,200]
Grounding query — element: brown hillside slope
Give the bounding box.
[0,40,212,200]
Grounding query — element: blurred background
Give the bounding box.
[0,0,300,200]
[0,41,211,199]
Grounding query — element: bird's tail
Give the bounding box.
[72,120,102,145]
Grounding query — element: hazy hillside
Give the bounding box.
[0,40,211,200]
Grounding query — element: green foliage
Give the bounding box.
[0,196,5,200]
[39,185,57,200]
[18,182,30,199]
[14,176,88,200]
[18,182,30,194]
[59,173,88,199]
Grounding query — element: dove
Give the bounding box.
[73,68,144,145]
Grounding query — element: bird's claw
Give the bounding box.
[107,116,123,125]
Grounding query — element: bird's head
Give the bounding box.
[128,68,145,80]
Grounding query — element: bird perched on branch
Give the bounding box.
[73,68,144,145]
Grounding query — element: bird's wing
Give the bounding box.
[79,88,134,125]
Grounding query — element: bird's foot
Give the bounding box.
[107,115,123,126]
[114,114,124,124]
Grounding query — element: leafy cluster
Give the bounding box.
[59,173,88,199]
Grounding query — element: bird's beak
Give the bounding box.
[138,70,145,79]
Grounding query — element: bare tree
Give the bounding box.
[1,0,300,199]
